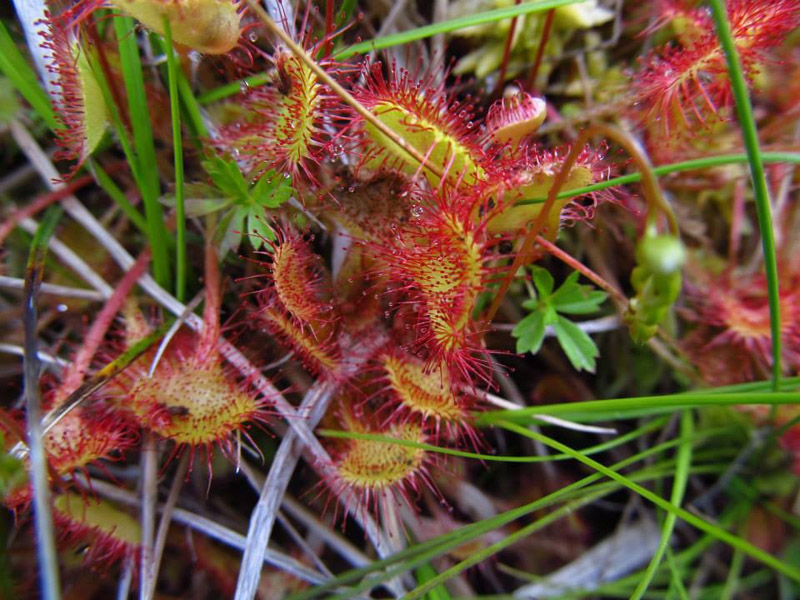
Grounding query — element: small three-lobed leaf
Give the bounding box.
[512,267,607,372]
[180,157,294,254]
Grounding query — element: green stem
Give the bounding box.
[477,392,800,425]
[333,0,584,59]
[500,421,800,585]
[24,206,64,600]
[197,72,271,105]
[114,15,171,288]
[630,410,693,600]
[88,161,149,234]
[198,0,584,104]
[708,0,781,391]
[163,18,186,302]
[317,418,701,463]
[515,152,800,205]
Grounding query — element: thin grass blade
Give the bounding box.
[23,205,64,600]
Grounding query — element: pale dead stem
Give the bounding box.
[17,218,114,298]
[239,460,373,571]
[234,382,336,600]
[235,338,404,600]
[147,291,204,377]
[280,495,372,568]
[140,433,158,600]
[432,0,448,83]
[117,556,135,600]
[274,511,333,577]
[477,390,617,435]
[12,119,392,586]
[87,478,328,585]
[23,209,61,600]
[146,453,191,600]
[0,343,69,368]
[491,314,622,335]
[0,275,105,301]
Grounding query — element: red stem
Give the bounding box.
[198,242,221,361]
[323,0,334,58]
[535,236,627,306]
[528,8,555,91]
[61,250,151,397]
[485,133,588,323]
[494,0,522,97]
[0,174,94,246]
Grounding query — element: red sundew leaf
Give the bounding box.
[348,61,487,189]
[213,51,349,185]
[633,0,800,138]
[39,11,108,174]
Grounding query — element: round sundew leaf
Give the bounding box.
[128,357,262,446]
[487,93,547,146]
[383,354,465,422]
[336,423,427,491]
[487,164,594,235]
[365,100,484,188]
[54,492,140,549]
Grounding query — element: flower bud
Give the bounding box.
[110,0,243,54]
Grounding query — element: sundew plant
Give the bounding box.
[1,0,800,598]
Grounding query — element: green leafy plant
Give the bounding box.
[513,266,607,371]
[174,157,293,253]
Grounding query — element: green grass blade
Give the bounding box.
[721,545,745,600]
[477,392,800,425]
[148,33,208,140]
[582,502,749,599]
[708,0,781,390]
[198,0,585,104]
[88,160,148,234]
[289,432,729,600]
[317,427,643,463]
[114,15,171,287]
[162,18,186,302]
[197,72,271,105]
[665,547,691,600]
[500,421,800,584]
[399,460,729,600]
[403,489,611,600]
[24,206,64,600]
[318,417,707,464]
[414,563,452,600]
[631,410,694,600]
[515,152,800,206]
[727,476,800,531]
[41,323,170,435]
[333,0,584,59]
[0,20,58,130]
[689,375,800,395]
[176,72,209,140]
